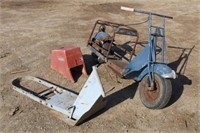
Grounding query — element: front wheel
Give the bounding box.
[139,73,172,109]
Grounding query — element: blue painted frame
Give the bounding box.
[123,12,176,82]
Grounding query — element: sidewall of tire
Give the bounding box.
[139,73,172,109]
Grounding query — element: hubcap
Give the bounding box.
[143,79,160,102]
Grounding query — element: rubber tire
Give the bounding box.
[139,73,172,109]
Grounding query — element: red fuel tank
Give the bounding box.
[51,46,87,82]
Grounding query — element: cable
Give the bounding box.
[127,18,149,26]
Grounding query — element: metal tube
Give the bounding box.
[134,9,173,19]
[147,14,153,85]
[161,17,165,63]
[121,6,173,19]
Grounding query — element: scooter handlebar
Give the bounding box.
[120,6,173,19]
[121,6,135,12]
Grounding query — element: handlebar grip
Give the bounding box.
[120,6,135,12]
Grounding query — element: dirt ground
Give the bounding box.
[0,0,200,133]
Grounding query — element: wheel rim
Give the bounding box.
[143,78,160,102]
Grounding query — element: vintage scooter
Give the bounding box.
[87,7,176,109]
[11,6,176,127]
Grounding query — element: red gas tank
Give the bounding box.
[51,46,87,82]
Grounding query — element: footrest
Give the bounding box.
[107,59,128,78]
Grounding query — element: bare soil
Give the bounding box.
[0,0,199,133]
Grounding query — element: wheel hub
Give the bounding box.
[144,80,160,102]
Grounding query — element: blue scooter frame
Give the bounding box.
[121,7,176,82]
[88,7,176,109]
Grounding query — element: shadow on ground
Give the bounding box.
[166,45,195,107]
[81,82,139,125]
[68,54,99,82]
[80,45,195,124]
[83,54,99,74]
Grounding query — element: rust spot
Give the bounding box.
[143,78,160,102]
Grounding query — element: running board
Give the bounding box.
[11,66,107,126]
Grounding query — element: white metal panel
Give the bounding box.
[47,91,77,110]
[72,66,105,120]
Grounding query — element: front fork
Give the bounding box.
[147,14,155,91]
[147,73,155,91]
[147,15,166,91]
